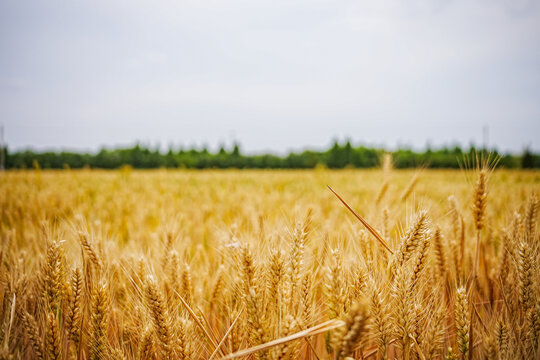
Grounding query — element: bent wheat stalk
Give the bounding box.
[328,186,394,254]
[221,319,345,359]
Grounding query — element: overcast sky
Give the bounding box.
[1,0,539,154]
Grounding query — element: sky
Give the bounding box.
[1,0,539,155]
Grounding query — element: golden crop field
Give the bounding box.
[0,167,539,360]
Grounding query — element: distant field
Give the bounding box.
[1,169,539,359]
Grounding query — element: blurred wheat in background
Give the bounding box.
[0,164,538,359]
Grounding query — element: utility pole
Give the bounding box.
[0,124,4,171]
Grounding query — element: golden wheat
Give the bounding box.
[0,168,538,359]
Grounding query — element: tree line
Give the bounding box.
[2,142,539,170]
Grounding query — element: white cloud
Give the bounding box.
[1,0,539,153]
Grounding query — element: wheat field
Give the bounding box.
[0,167,539,359]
